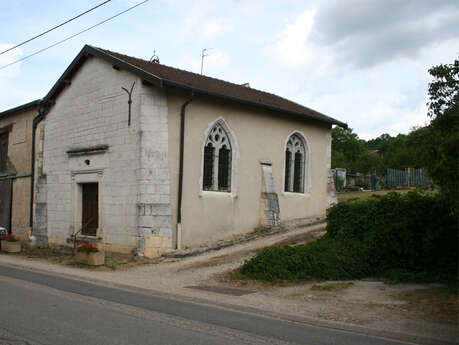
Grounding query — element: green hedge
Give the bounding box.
[240,192,457,282]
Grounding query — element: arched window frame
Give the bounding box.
[200,117,239,196]
[283,131,310,194]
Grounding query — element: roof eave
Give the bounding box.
[43,45,347,128]
[162,80,348,128]
[43,45,163,105]
[0,99,41,119]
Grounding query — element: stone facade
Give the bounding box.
[31,46,344,255]
[36,57,173,254]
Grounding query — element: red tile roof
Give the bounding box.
[45,45,346,127]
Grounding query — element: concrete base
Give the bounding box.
[144,234,170,258]
[75,251,105,266]
[1,241,21,253]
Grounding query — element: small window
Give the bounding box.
[284,133,306,193]
[203,122,232,192]
[0,131,8,172]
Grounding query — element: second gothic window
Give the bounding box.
[284,133,306,193]
[203,122,232,192]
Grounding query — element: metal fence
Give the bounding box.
[386,168,430,187]
[331,169,374,191]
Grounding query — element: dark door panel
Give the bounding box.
[82,183,98,236]
[0,179,12,231]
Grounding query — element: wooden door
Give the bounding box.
[82,183,98,236]
[0,179,12,231]
[0,131,8,172]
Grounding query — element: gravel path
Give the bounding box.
[0,223,456,345]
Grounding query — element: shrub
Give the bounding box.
[240,191,457,282]
[1,234,20,242]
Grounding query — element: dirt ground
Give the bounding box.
[337,189,412,202]
[1,223,457,344]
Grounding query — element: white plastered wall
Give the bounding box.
[167,90,332,248]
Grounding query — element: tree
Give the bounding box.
[366,133,393,156]
[331,127,382,174]
[422,60,459,213]
[427,60,459,119]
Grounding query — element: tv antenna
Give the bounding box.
[149,50,160,63]
[201,48,213,75]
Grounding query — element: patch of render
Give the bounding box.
[260,161,280,227]
[33,175,48,247]
[282,130,311,194]
[199,117,239,197]
[136,85,172,255]
[32,124,48,247]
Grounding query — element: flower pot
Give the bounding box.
[1,241,21,253]
[75,251,104,266]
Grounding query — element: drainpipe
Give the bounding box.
[29,102,48,229]
[176,95,193,249]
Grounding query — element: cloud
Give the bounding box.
[265,10,335,77]
[201,19,233,38]
[0,43,43,110]
[176,48,231,77]
[262,2,459,140]
[314,0,459,68]
[167,0,235,41]
[357,101,429,140]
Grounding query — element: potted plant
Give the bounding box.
[1,234,21,253]
[75,242,104,266]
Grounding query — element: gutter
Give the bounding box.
[29,101,49,228]
[176,95,193,249]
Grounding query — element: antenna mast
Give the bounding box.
[201,48,213,75]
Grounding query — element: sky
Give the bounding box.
[0,0,458,140]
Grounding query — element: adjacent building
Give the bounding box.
[0,100,40,240]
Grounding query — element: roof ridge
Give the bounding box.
[82,45,346,128]
[95,46,290,100]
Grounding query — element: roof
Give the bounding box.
[44,45,347,128]
[0,99,40,120]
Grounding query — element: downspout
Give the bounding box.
[29,102,48,229]
[176,95,193,249]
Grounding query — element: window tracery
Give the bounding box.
[203,122,232,192]
[284,133,306,193]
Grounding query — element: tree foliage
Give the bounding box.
[332,59,458,203]
[331,127,382,174]
[423,60,459,212]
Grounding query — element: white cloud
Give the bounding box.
[201,19,233,38]
[265,10,334,76]
[177,48,230,77]
[314,0,459,68]
[357,101,429,140]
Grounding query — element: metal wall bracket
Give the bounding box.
[121,81,135,126]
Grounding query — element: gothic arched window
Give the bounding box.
[203,122,232,192]
[284,133,307,193]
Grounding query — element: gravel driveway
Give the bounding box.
[1,223,457,345]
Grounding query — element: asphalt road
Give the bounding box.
[0,265,409,345]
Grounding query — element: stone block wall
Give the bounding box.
[37,57,172,254]
[136,84,173,254]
